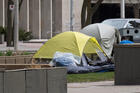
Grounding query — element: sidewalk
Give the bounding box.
[68,81,140,93]
[0,41,44,52]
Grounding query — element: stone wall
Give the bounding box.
[0,55,33,64]
[0,68,67,93]
[114,44,140,85]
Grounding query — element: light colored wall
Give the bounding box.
[52,0,62,36]
[91,0,139,4]
[1,0,83,39]
[62,0,83,32]
[41,0,51,39]
[19,0,27,31]
[29,0,39,39]
[0,0,3,26]
[73,0,83,31]
[62,0,70,32]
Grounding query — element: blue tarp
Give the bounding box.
[67,64,114,74]
[120,40,134,44]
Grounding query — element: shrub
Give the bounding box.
[21,51,32,55]
[19,29,33,41]
[5,50,13,56]
[0,26,5,34]
[0,51,4,56]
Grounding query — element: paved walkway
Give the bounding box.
[0,41,44,52]
[68,81,140,93]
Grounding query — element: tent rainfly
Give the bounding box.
[80,23,121,58]
[33,31,104,59]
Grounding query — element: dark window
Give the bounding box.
[134,30,139,34]
[127,30,130,34]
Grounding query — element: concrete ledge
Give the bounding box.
[23,39,48,43]
[0,55,33,64]
[114,43,140,48]
[0,68,67,93]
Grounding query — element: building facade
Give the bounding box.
[0,0,139,39]
[0,0,83,39]
[91,0,140,23]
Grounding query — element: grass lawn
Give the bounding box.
[67,72,114,83]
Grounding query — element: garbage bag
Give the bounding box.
[51,52,81,67]
[54,57,77,67]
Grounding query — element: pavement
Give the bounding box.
[1,40,140,93]
[0,40,45,52]
[68,81,140,93]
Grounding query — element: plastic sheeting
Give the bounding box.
[50,52,81,67]
[67,64,114,74]
[51,52,114,74]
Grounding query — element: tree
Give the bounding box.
[19,0,23,11]
[81,0,104,28]
[6,0,23,46]
[7,0,14,46]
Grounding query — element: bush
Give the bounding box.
[0,51,4,56]
[0,27,33,41]
[0,51,33,56]
[5,50,13,56]
[19,29,33,41]
[21,51,32,55]
[0,26,5,34]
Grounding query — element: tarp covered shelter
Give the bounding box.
[80,23,121,58]
[33,31,104,59]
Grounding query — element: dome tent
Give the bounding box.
[33,31,104,59]
[80,23,121,58]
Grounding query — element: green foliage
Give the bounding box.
[67,72,114,83]
[21,51,32,55]
[0,26,5,34]
[0,27,33,41]
[0,51,33,56]
[5,50,13,56]
[19,29,33,41]
[0,51,4,56]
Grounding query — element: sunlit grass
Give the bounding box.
[67,72,114,83]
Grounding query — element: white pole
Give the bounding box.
[50,0,52,38]
[39,0,41,39]
[121,0,125,18]
[3,0,5,27]
[14,0,19,51]
[27,0,29,32]
[70,0,73,31]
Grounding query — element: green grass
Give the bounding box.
[67,72,114,83]
[21,51,33,55]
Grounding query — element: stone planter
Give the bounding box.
[0,55,33,64]
[0,34,4,44]
[0,68,67,93]
[114,44,140,85]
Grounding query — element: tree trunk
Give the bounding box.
[81,0,88,28]
[84,0,92,27]
[91,0,104,17]
[19,0,23,11]
[81,0,104,28]
[7,0,14,46]
[7,0,23,46]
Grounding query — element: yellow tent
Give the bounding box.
[33,31,104,59]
